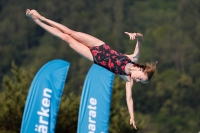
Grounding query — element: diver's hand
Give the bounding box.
[130,118,137,129]
[125,32,136,40]
[125,32,143,41]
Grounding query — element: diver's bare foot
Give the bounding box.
[30,9,45,21]
[26,9,31,18]
[26,9,38,21]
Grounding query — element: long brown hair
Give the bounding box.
[131,61,157,82]
[143,61,157,81]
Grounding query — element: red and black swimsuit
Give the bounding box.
[90,44,135,75]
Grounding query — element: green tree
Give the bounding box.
[0,62,35,133]
[55,93,80,133]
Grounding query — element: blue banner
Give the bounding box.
[77,64,114,133]
[21,59,70,133]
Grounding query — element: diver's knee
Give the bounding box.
[60,34,70,42]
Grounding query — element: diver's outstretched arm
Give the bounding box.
[125,32,143,63]
[126,79,137,129]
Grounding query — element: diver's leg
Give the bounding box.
[26,9,94,61]
[29,9,105,47]
[125,33,143,63]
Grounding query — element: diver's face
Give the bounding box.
[131,71,148,83]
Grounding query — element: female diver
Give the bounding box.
[26,9,157,129]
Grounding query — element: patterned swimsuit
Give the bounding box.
[90,44,135,75]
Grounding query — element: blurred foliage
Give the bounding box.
[0,0,200,132]
[0,62,35,133]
